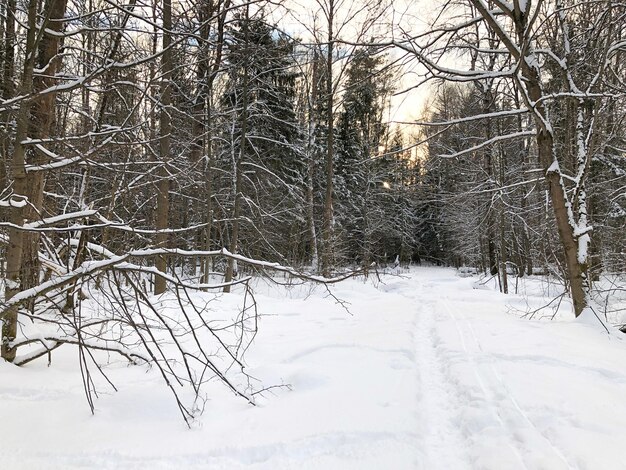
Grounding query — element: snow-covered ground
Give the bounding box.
[2,266,626,469]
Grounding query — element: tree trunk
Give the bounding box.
[306,52,321,270]
[306,129,319,270]
[0,0,16,234]
[19,0,69,309]
[1,0,15,99]
[224,4,249,293]
[154,0,172,294]
[538,128,588,316]
[194,0,211,282]
[199,0,230,285]
[321,1,335,277]
[525,63,588,315]
[2,0,38,362]
[482,86,499,276]
[470,0,590,316]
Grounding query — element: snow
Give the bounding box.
[578,232,591,264]
[518,0,528,13]
[0,197,28,208]
[24,209,99,229]
[440,130,535,159]
[2,267,626,469]
[546,159,560,175]
[4,278,21,290]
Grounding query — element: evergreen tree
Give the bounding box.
[219,12,304,266]
[335,47,393,266]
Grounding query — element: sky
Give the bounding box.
[268,0,436,126]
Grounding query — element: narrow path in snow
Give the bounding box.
[411,281,472,470]
[440,296,576,470]
[412,274,576,470]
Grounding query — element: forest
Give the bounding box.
[0,0,625,425]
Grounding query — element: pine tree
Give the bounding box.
[219,11,304,278]
[335,47,393,266]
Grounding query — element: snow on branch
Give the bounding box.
[1,247,362,314]
[409,108,529,127]
[439,131,535,159]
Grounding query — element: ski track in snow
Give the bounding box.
[437,293,574,470]
[411,282,472,470]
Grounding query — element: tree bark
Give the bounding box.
[154,0,172,294]
[523,61,588,315]
[224,4,249,293]
[20,0,69,309]
[2,0,39,362]
[199,0,230,285]
[321,0,335,277]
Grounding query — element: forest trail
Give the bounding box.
[410,272,576,469]
[2,267,626,469]
[411,276,473,469]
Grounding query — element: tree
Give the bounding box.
[335,46,394,266]
[154,0,173,294]
[2,0,40,362]
[219,8,304,289]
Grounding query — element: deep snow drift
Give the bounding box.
[2,267,626,469]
